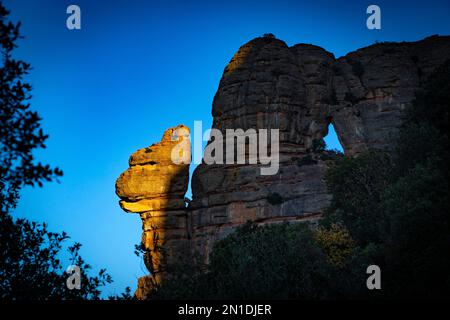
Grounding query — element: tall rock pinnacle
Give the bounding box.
[116,35,450,298]
[115,124,191,299]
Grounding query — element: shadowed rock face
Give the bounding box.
[116,35,450,298]
[115,125,191,299]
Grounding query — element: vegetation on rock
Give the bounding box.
[149,60,450,299]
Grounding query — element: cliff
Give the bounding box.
[115,35,450,299]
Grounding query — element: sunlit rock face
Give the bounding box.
[116,35,450,298]
[115,125,191,299]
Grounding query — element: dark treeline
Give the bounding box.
[150,60,450,300]
[0,1,132,300]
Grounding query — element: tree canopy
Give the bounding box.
[0,1,119,300]
[150,60,450,300]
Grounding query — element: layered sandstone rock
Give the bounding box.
[189,38,336,259]
[115,125,191,299]
[189,35,450,260]
[116,35,450,298]
[331,35,450,154]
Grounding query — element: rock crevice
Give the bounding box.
[115,35,450,299]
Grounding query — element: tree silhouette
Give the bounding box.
[0,2,62,214]
[0,1,115,299]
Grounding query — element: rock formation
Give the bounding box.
[115,125,191,298]
[115,35,450,298]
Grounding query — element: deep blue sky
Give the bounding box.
[6,0,450,295]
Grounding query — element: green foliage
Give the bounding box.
[312,138,326,152]
[206,223,329,299]
[149,253,208,299]
[319,149,343,161]
[323,151,393,245]
[0,2,117,300]
[151,222,368,299]
[294,154,318,167]
[0,214,113,299]
[381,160,450,297]
[0,3,62,215]
[323,60,450,298]
[263,33,276,39]
[404,60,450,138]
[291,139,341,168]
[314,223,355,267]
[151,60,450,300]
[108,287,135,300]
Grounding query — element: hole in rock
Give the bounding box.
[324,123,344,153]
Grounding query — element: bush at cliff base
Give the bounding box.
[150,61,450,300]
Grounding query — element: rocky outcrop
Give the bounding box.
[115,125,191,299]
[331,36,450,154]
[116,35,450,298]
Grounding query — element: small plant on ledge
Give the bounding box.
[263,33,276,39]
